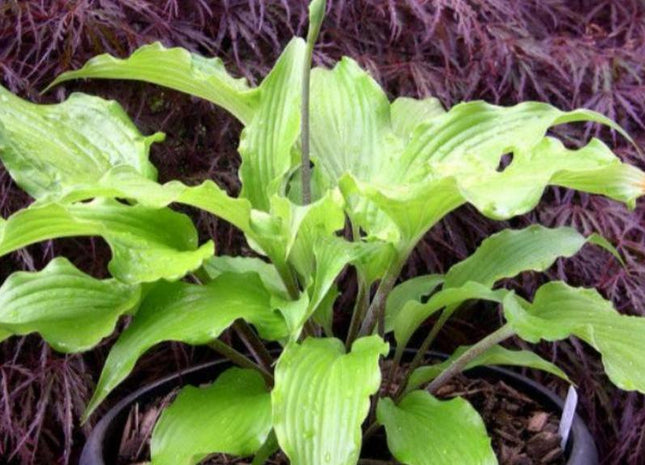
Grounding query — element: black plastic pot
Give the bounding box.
[80,353,598,465]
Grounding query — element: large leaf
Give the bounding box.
[52,165,253,232]
[0,86,162,199]
[402,101,630,183]
[310,58,401,187]
[391,282,506,353]
[504,282,645,393]
[0,257,140,352]
[390,96,445,141]
[85,272,287,417]
[377,391,497,465]
[0,199,213,284]
[444,225,621,288]
[48,42,259,124]
[49,39,307,212]
[343,99,644,251]
[407,345,570,392]
[238,39,307,210]
[272,336,388,465]
[150,368,272,465]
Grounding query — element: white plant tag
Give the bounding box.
[559,385,578,450]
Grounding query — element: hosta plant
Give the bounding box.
[1,2,645,464]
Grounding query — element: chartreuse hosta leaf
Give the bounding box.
[443,224,622,288]
[407,345,570,392]
[391,282,507,357]
[504,282,645,393]
[377,391,497,465]
[203,255,287,297]
[150,368,272,465]
[238,39,306,210]
[0,199,213,284]
[315,62,645,249]
[272,336,388,465]
[387,225,622,351]
[0,257,140,352]
[0,86,163,199]
[85,272,287,418]
[48,43,259,124]
[390,96,445,141]
[51,39,307,212]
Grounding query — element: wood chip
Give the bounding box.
[527,411,549,432]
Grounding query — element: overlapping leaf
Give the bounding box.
[0,85,162,199]
[390,282,506,354]
[377,391,497,465]
[0,257,140,352]
[444,225,621,288]
[85,272,287,417]
[272,336,388,465]
[150,368,272,465]
[48,42,259,124]
[0,199,213,283]
[308,61,644,250]
[238,39,306,210]
[388,225,623,352]
[504,282,645,393]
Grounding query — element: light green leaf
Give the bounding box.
[452,136,645,217]
[239,39,307,210]
[85,272,287,418]
[390,96,445,141]
[0,199,213,284]
[402,101,631,183]
[377,391,497,465]
[48,42,259,124]
[0,86,162,199]
[392,282,506,354]
[150,368,272,465]
[0,257,140,352]
[272,336,388,465]
[504,282,645,393]
[310,58,401,187]
[203,255,286,297]
[407,345,570,392]
[342,99,644,251]
[339,174,462,248]
[54,165,253,233]
[385,274,444,333]
[281,189,346,280]
[350,239,398,287]
[444,225,621,288]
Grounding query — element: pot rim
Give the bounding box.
[80,351,598,465]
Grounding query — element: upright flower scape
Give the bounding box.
[1,1,644,464]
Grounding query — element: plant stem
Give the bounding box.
[358,259,404,338]
[275,261,300,300]
[301,0,326,205]
[393,307,453,398]
[345,273,368,349]
[426,324,515,394]
[208,339,274,386]
[233,320,274,371]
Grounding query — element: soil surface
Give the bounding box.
[117,373,564,465]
